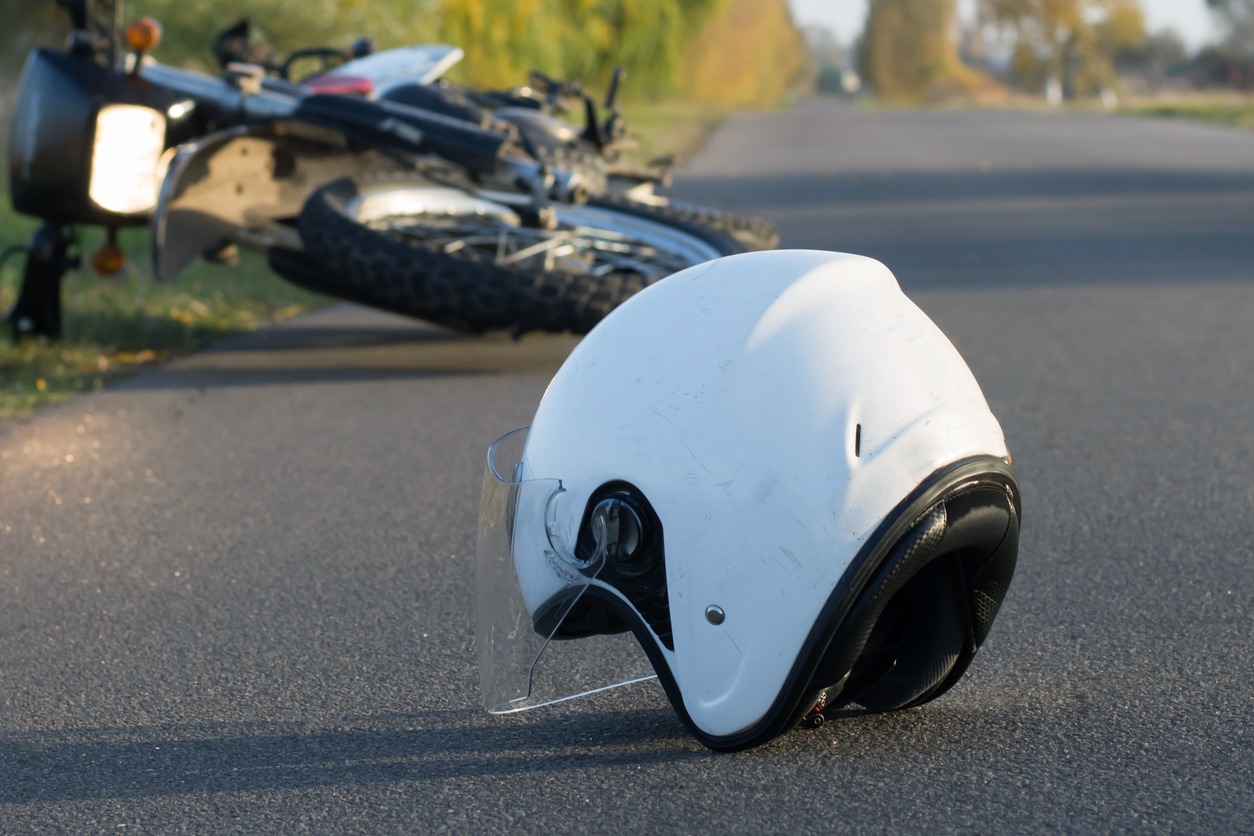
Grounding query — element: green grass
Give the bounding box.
[0,220,325,418]
[1126,96,1254,130]
[0,101,725,421]
[620,100,733,164]
[847,87,1254,132]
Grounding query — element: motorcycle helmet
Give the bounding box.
[475,250,1020,751]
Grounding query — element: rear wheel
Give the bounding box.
[291,172,746,334]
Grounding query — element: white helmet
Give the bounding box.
[475,250,1020,751]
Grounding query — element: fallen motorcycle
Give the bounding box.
[373,68,782,254]
[5,1,770,341]
[208,18,780,252]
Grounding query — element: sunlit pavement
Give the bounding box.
[2,101,1251,831]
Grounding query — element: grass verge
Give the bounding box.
[1124,93,1254,130]
[622,100,733,164]
[0,222,326,418]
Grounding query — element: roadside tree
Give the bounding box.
[859,0,960,101]
[1208,0,1254,56]
[979,0,1146,99]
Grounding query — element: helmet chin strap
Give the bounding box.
[590,497,645,571]
[566,486,674,649]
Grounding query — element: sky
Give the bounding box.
[788,0,1225,51]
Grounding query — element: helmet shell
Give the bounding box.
[518,250,1010,740]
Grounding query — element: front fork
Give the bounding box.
[6,222,78,341]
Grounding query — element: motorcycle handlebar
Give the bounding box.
[140,61,298,121]
[144,56,599,204]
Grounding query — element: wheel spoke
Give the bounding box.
[497,233,576,267]
[363,206,714,279]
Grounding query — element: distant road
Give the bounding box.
[2,101,1251,831]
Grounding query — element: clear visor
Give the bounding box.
[475,427,657,714]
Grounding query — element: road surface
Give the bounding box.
[2,102,1251,831]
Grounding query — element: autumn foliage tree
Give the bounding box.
[979,0,1146,97]
[2,0,807,108]
[679,0,810,106]
[858,0,967,101]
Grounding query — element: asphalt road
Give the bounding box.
[2,102,1252,832]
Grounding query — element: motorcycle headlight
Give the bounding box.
[88,104,168,215]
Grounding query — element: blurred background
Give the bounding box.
[0,0,807,109]
[3,0,1252,112]
[794,0,1254,107]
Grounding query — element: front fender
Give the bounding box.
[151,121,402,281]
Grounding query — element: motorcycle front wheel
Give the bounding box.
[283,172,746,335]
[613,182,781,252]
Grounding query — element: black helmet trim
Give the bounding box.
[815,481,1019,713]
[561,455,1019,752]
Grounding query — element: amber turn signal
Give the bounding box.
[125,16,163,53]
[92,242,126,276]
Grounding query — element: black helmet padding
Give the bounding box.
[812,482,1019,715]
